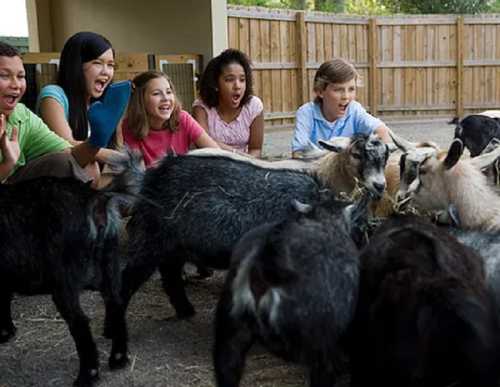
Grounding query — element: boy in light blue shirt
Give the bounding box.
[291,58,390,158]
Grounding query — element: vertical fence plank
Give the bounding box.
[296,11,308,105]
[368,18,378,115]
[456,16,464,118]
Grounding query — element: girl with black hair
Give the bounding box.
[37,31,128,180]
[192,49,264,157]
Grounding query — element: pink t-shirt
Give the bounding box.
[192,95,263,152]
[123,110,204,168]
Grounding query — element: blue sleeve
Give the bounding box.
[291,104,317,152]
[36,85,69,119]
[352,102,383,135]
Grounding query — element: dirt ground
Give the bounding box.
[0,119,455,387]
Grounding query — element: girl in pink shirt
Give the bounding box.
[193,49,264,157]
[123,71,218,168]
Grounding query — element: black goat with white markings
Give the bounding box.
[214,193,370,387]
[454,113,500,157]
[0,152,143,387]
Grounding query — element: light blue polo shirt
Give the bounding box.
[291,100,383,152]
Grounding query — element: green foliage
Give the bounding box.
[488,0,500,10]
[228,0,279,6]
[346,0,389,15]
[228,0,496,13]
[383,0,493,14]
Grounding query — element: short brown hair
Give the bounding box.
[127,71,181,139]
[0,41,21,58]
[313,58,359,104]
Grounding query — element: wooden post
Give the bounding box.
[456,16,464,119]
[296,11,308,105]
[368,18,378,116]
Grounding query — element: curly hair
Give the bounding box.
[313,58,359,104]
[198,48,253,108]
[126,70,181,139]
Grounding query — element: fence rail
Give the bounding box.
[228,5,500,129]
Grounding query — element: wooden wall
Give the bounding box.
[228,6,500,129]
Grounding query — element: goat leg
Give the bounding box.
[105,298,129,370]
[308,361,337,387]
[159,258,195,318]
[214,301,255,387]
[51,290,99,387]
[0,291,16,343]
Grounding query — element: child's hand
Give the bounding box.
[0,114,20,166]
[88,80,131,148]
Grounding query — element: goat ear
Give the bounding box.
[291,199,312,214]
[319,137,351,153]
[387,143,399,153]
[443,139,464,169]
[388,129,416,152]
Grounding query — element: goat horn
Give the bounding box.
[470,143,500,170]
[388,129,416,152]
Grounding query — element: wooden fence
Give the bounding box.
[228,5,500,130]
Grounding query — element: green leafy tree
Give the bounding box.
[315,0,346,12]
[346,0,389,14]
[383,0,492,14]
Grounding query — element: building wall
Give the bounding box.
[29,0,227,66]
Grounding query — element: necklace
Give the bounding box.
[217,106,242,124]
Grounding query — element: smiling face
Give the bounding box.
[82,48,114,100]
[0,55,26,116]
[317,78,356,122]
[144,76,175,129]
[217,62,246,109]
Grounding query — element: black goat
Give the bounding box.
[0,153,143,387]
[350,215,500,387]
[454,114,500,157]
[214,193,369,387]
[117,134,386,320]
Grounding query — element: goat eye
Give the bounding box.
[351,153,361,160]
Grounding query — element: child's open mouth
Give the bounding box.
[95,80,107,93]
[232,94,241,104]
[2,94,19,108]
[338,103,348,114]
[159,104,172,115]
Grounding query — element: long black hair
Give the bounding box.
[198,48,253,109]
[57,31,113,140]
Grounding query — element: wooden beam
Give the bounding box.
[456,16,464,119]
[296,11,308,105]
[368,18,378,116]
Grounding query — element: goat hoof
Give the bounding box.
[0,326,16,343]
[109,352,129,370]
[73,368,99,387]
[175,304,196,319]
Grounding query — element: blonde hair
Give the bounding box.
[313,58,359,104]
[126,70,181,139]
